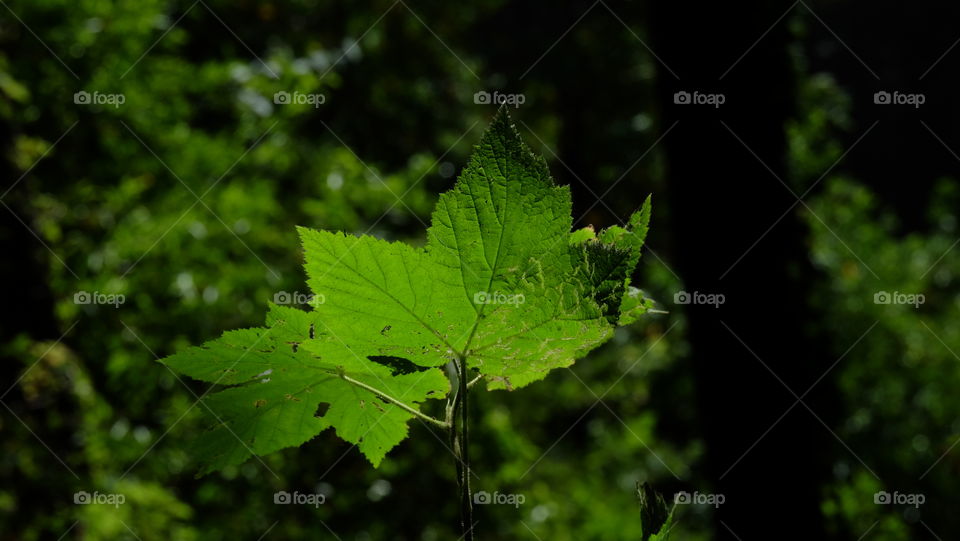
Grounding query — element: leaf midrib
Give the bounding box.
[458,161,511,361]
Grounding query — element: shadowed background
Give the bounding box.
[1,1,959,539]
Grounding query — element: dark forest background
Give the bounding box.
[2,1,958,539]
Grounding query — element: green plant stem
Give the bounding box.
[339,374,449,429]
[454,356,474,540]
[344,363,471,537]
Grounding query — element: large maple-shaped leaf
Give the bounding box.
[159,107,652,471]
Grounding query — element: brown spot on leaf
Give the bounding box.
[489,376,514,391]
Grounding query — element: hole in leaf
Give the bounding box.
[369,356,429,376]
[314,402,330,417]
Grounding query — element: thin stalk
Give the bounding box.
[339,374,449,429]
[455,356,474,540]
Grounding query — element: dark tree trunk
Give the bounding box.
[0,116,68,540]
[651,2,833,538]
[805,0,960,231]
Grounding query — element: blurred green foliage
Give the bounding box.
[4,1,955,540]
[789,71,960,539]
[0,1,693,540]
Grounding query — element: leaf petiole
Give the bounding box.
[338,373,450,429]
